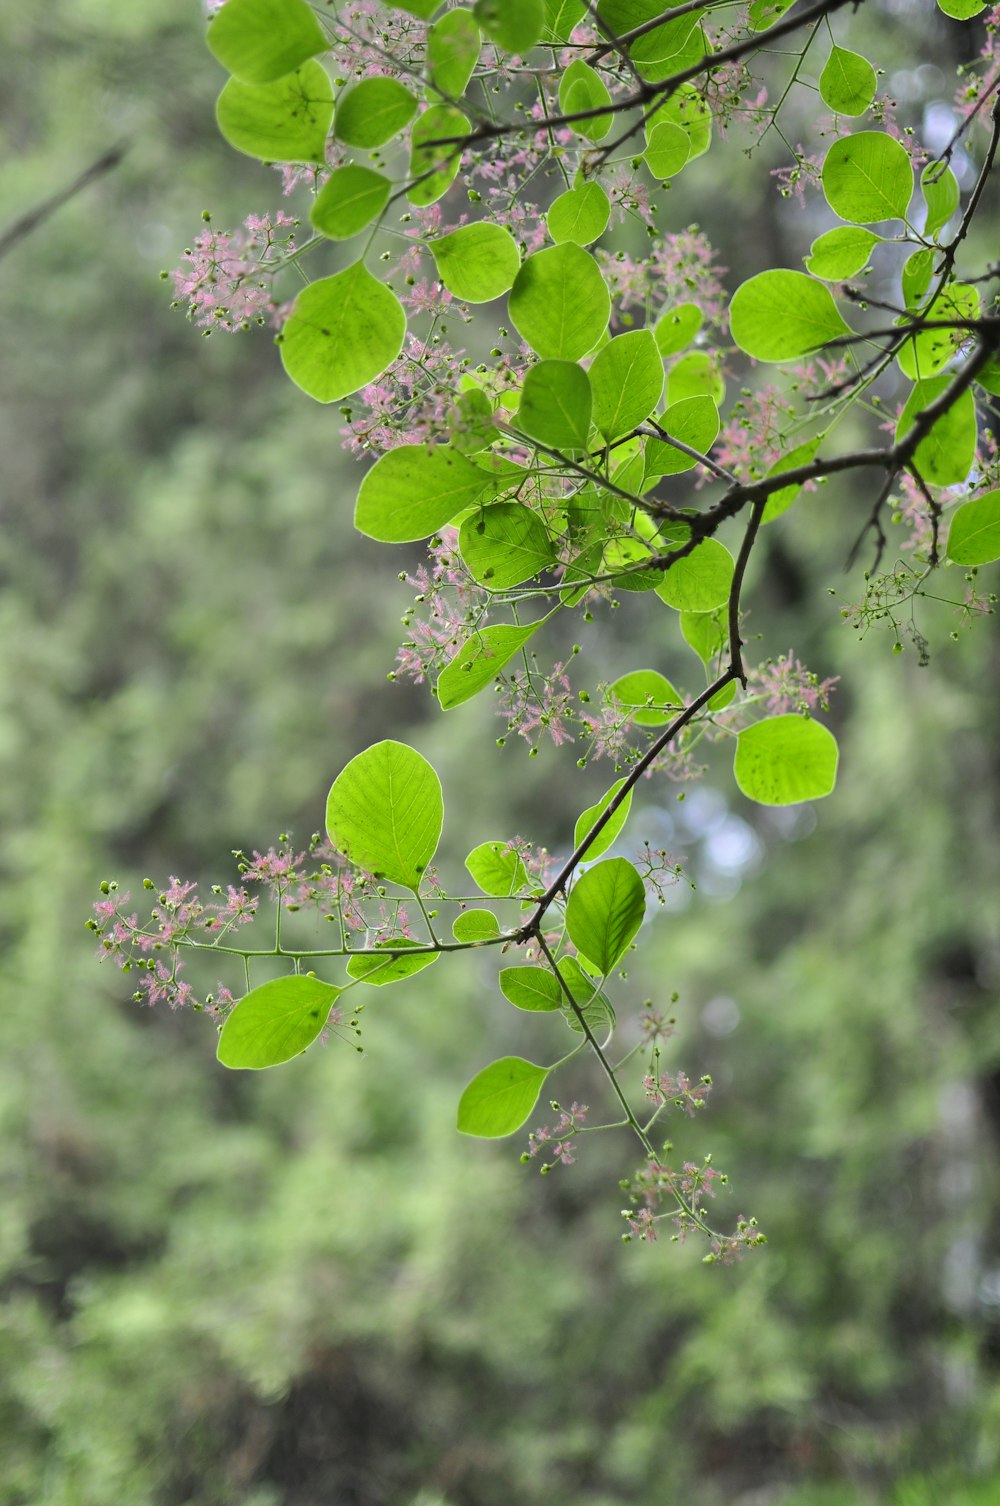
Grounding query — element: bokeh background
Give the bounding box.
[2,2,1000,1502]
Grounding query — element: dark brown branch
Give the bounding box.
[0,147,125,262]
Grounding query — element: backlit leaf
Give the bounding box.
[409,104,470,205]
[207,0,327,84]
[946,490,1000,565]
[326,740,443,890]
[465,840,533,896]
[217,976,340,1069]
[509,244,610,360]
[821,131,914,223]
[516,360,593,449]
[589,330,664,442]
[216,61,333,162]
[346,942,439,986]
[565,857,646,974]
[430,222,521,302]
[279,262,405,403]
[457,1056,549,1137]
[311,165,391,240]
[819,46,877,116]
[734,715,839,806]
[547,182,611,245]
[355,444,493,542]
[437,622,540,709]
[459,502,555,588]
[334,77,418,148]
[730,270,851,361]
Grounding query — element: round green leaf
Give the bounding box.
[573,778,633,861]
[508,244,610,360]
[565,857,646,974]
[355,444,492,542]
[427,9,481,98]
[589,330,664,442]
[215,61,333,163]
[644,395,719,477]
[326,739,443,890]
[346,942,439,986]
[438,622,540,709]
[457,1056,549,1138]
[558,59,613,140]
[804,226,880,280]
[643,121,690,180]
[459,502,554,588]
[516,360,592,450]
[647,83,712,159]
[310,165,391,240]
[896,282,979,381]
[279,262,405,404]
[543,0,587,41]
[819,46,877,116]
[654,303,703,356]
[680,608,725,664]
[475,0,544,52]
[667,350,724,404]
[734,715,839,806]
[937,0,986,16]
[921,161,960,238]
[897,377,977,487]
[730,270,851,362]
[600,4,706,83]
[465,840,532,896]
[822,131,914,224]
[409,104,470,206]
[452,908,501,942]
[429,223,521,302]
[547,182,611,246]
[499,967,562,1011]
[946,490,1000,565]
[334,77,418,148]
[207,0,328,84]
[217,976,340,1070]
[609,669,682,726]
[656,536,734,611]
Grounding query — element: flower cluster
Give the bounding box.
[168,212,298,332]
[523,1102,589,1171]
[643,1070,713,1117]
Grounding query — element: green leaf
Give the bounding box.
[734,715,839,806]
[216,61,333,163]
[543,0,587,41]
[546,182,611,246]
[644,395,719,477]
[429,222,521,302]
[395,0,440,14]
[643,121,690,180]
[656,536,734,611]
[452,908,502,942]
[437,622,540,710]
[474,0,544,52]
[730,269,851,362]
[355,444,492,542]
[946,490,1000,564]
[666,351,725,404]
[819,45,877,116]
[465,840,533,896]
[499,967,562,1011]
[558,60,613,140]
[326,740,443,890]
[896,283,979,381]
[557,955,616,1036]
[804,226,880,280]
[279,262,405,404]
[922,161,960,237]
[409,104,470,206]
[589,330,664,442]
[459,502,555,588]
[897,377,977,487]
[310,165,391,240]
[573,779,634,860]
[975,357,1000,397]
[821,131,914,224]
[346,942,439,986]
[761,438,821,524]
[609,669,682,726]
[457,1056,549,1137]
[509,244,610,360]
[565,857,645,974]
[937,0,986,16]
[207,0,328,85]
[217,976,340,1070]
[600,4,707,83]
[680,608,725,664]
[647,84,712,159]
[654,303,703,356]
[748,0,796,28]
[335,77,418,148]
[427,9,481,98]
[902,249,934,311]
[516,360,592,450]
[602,536,661,592]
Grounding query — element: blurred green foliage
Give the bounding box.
[2,2,1000,1503]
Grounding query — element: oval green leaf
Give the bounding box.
[804,226,880,281]
[609,668,682,726]
[409,104,469,206]
[310,165,391,240]
[279,262,405,404]
[547,182,611,246]
[516,360,593,450]
[589,330,664,442]
[465,840,532,896]
[656,536,734,611]
[734,715,839,806]
[430,223,521,302]
[654,302,703,356]
[730,269,851,362]
[457,1056,549,1138]
[558,59,613,139]
[452,908,502,942]
[821,131,914,224]
[207,0,328,85]
[819,46,877,116]
[565,857,646,974]
[355,444,493,542]
[326,739,443,890]
[216,61,333,163]
[509,243,610,360]
[459,502,555,588]
[573,778,633,861]
[946,490,1000,565]
[427,9,481,98]
[499,966,562,1011]
[335,77,418,148]
[217,976,340,1070]
[437,622,540,710]
[644,395,719,477]
[897,377,977,488]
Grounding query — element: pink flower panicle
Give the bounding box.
[747,653,839,717]
[497,661,575,750]
[524,1102,588,1170]
[169,212,297,332]
[643,1070,713,1117]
